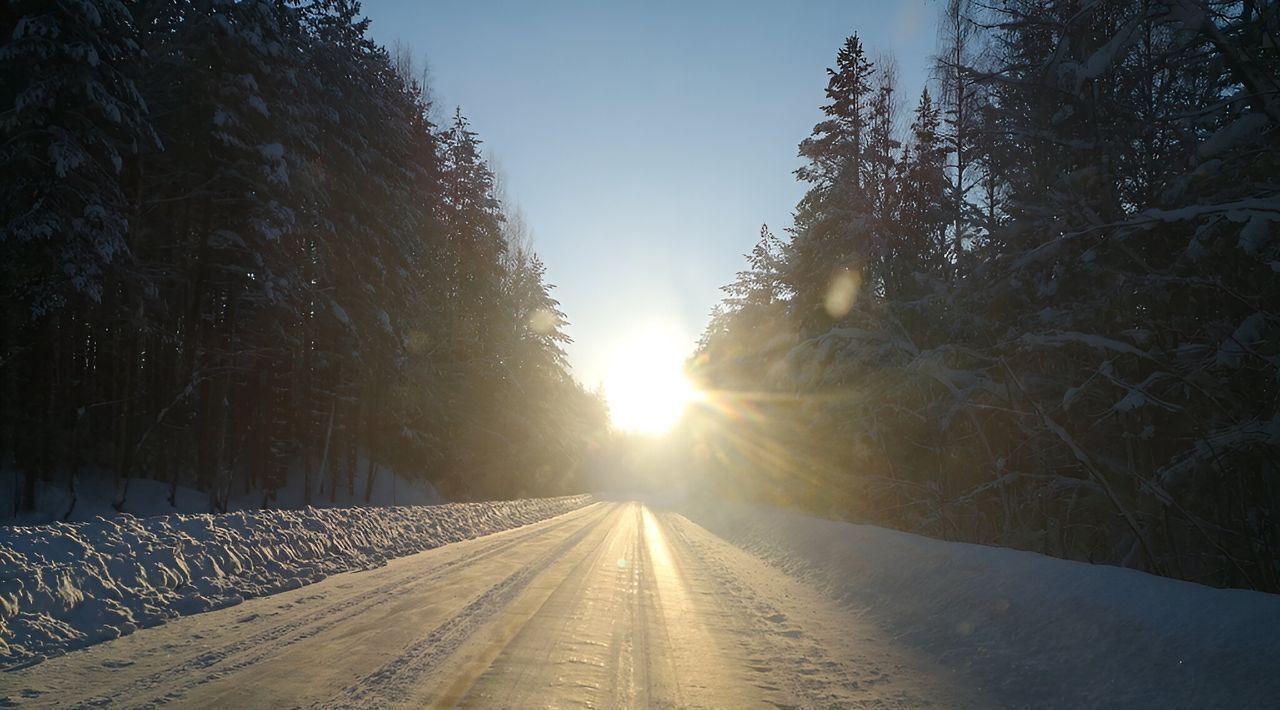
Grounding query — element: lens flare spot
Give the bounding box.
[529,307,558,334]
[824,268,861,319]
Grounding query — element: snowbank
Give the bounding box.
[681,500,1280,709]
[0,495,593,669]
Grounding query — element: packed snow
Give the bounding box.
[679,498,1280,708]
[0,495,593,669]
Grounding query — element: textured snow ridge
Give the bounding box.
[0,496,593,669]
[682,501,1280,709]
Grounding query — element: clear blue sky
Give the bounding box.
[361,0,941,388]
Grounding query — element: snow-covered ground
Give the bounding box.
[0,495,592,669]
[2,502,978,709]
[3,497,1277,708]
[679,499,1280,709]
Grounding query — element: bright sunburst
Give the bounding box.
[604,327,699,433]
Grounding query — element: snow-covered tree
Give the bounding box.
[1,0,156,314]
[1,0,606,518]
[788,35,878,330]
[693,0,1280,591]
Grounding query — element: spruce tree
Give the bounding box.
[788,35,876,330]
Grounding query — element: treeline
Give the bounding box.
[0,0,607,514]
[691,0,1279,591]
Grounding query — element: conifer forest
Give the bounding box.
[1,0,609,513]
[689,0,1280,592]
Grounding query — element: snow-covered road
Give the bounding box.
[3,502,983,708]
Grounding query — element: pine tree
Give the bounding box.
[934,0,984,266]
[440,108,505,320]
[864,65,902,298]
[788,35,877,330]
[1,0,156,314]
[894,88,947,293]
[722,224,787,312]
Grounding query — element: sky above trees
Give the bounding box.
[360,0,940,387]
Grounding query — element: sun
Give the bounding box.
[604,327,699,433]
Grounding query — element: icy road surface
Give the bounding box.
[4,502,983,708]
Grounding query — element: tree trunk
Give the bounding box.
[319,398,336,504]
[363,455,378,505]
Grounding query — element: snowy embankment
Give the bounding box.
[681,500,1280,709]
[0,495,593,669]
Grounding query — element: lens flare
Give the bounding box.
[824,268,861,319]
[529,307,558,334]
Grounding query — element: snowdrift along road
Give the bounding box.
[0,496,593,668]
